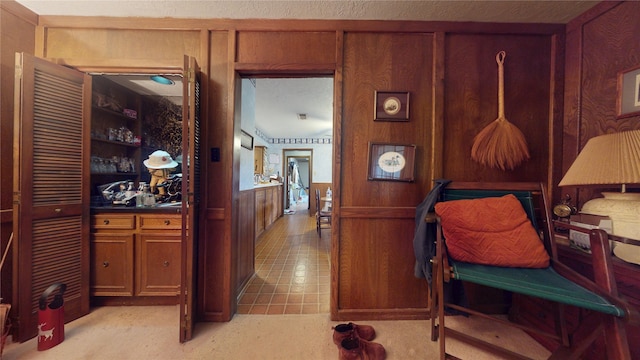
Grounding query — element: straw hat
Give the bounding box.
[144,150,178,169]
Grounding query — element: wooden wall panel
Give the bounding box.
[561,3,640,358]
[43,29,201,61]
[341,32,434,207]
[236,190,255,295]
[566,1,640,206]
[442,34,552,183]
[337,32,433,318]
[199,30,232,321]
[338,218,428,316]
[236,31,335,64]
[0,1,37,328]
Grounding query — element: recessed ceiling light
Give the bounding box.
[297,113,307,120]
[150,75,175,85]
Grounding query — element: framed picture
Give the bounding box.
[240,130,254,150]
[367,142,416,182]
[617,65,640,118]
[374,91,410,121]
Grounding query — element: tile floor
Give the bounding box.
[237,199,331,315]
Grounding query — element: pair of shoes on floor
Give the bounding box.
[332,322,386,359]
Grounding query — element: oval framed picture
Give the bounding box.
[367,142,416,182]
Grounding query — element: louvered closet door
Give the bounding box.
[180,55,201,342]
[13,53,90,342]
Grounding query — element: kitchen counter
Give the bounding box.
[254,182,283,188]
[91,202,182,214]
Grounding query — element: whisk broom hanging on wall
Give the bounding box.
[471,51,530,170]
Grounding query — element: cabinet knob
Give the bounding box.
[164,219,170,225]
[103,219,110,225]
[102,261,109,267]
[163,261,170,267]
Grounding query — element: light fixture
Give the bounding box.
[150,75,175,85]
[297,113,307,120]
[558,129,640,263]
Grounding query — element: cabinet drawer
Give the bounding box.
[139,215,182,230]
[92,215,136,230]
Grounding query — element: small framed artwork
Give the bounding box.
[617,65,640,119]
[367,142,416,182]
[374,91,410,121]
[240,130,254,150]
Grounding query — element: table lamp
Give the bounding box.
[558,129,640,263]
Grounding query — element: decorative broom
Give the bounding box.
[471,51,530,171]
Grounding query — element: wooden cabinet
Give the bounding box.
[255,189,266,235]
[254,184,283,238]
[90,212,181,302]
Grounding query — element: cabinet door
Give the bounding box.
[91,233,134,296]
[136,233,181,296]
[13,53,91,341]
[255,189,266,235]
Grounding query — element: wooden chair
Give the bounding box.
[429,182,638,360]
[315,189,331,236]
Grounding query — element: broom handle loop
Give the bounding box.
[496,51,506,118]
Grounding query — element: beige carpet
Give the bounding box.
[3,306,550,359]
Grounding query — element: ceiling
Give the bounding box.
[25,1,598,139]
[14,1,598,23]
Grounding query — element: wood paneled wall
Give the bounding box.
[0,0,37,315]
[563,1,640,207]
[562,2,640,358]
[236,190,255,296]
[338,32,434,319]
[443,34,554,183]
[4,4,568,324]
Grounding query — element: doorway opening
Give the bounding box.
[237,76,334,315]
[285,153,312,214]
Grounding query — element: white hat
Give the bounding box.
[144,150,178,169]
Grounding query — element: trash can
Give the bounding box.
[37,283,66,351]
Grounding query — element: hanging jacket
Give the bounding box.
[413,179,451,282]
[413,179,468,308]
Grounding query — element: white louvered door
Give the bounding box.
[13,53,90,342]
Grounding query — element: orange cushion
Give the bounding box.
[434,194,549,268]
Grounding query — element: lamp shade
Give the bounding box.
[558,129,640,187]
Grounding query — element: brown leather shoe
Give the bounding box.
[332,322,376,345]
[339,336,386,360]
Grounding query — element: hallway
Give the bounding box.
[237,200,331,314]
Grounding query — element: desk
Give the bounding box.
[320,197,332,212]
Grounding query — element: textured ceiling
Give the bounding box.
[15,1,597,23]
[20,1,598,139]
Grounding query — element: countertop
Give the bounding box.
[91,202,182,214]
[254,182,283,188]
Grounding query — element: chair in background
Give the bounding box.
[315,189,331,236]
[429,182,638,360]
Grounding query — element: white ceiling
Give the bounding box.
[23,1,598,139]
[15,1,598,23]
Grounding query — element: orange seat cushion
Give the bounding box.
[434,194,549,268]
